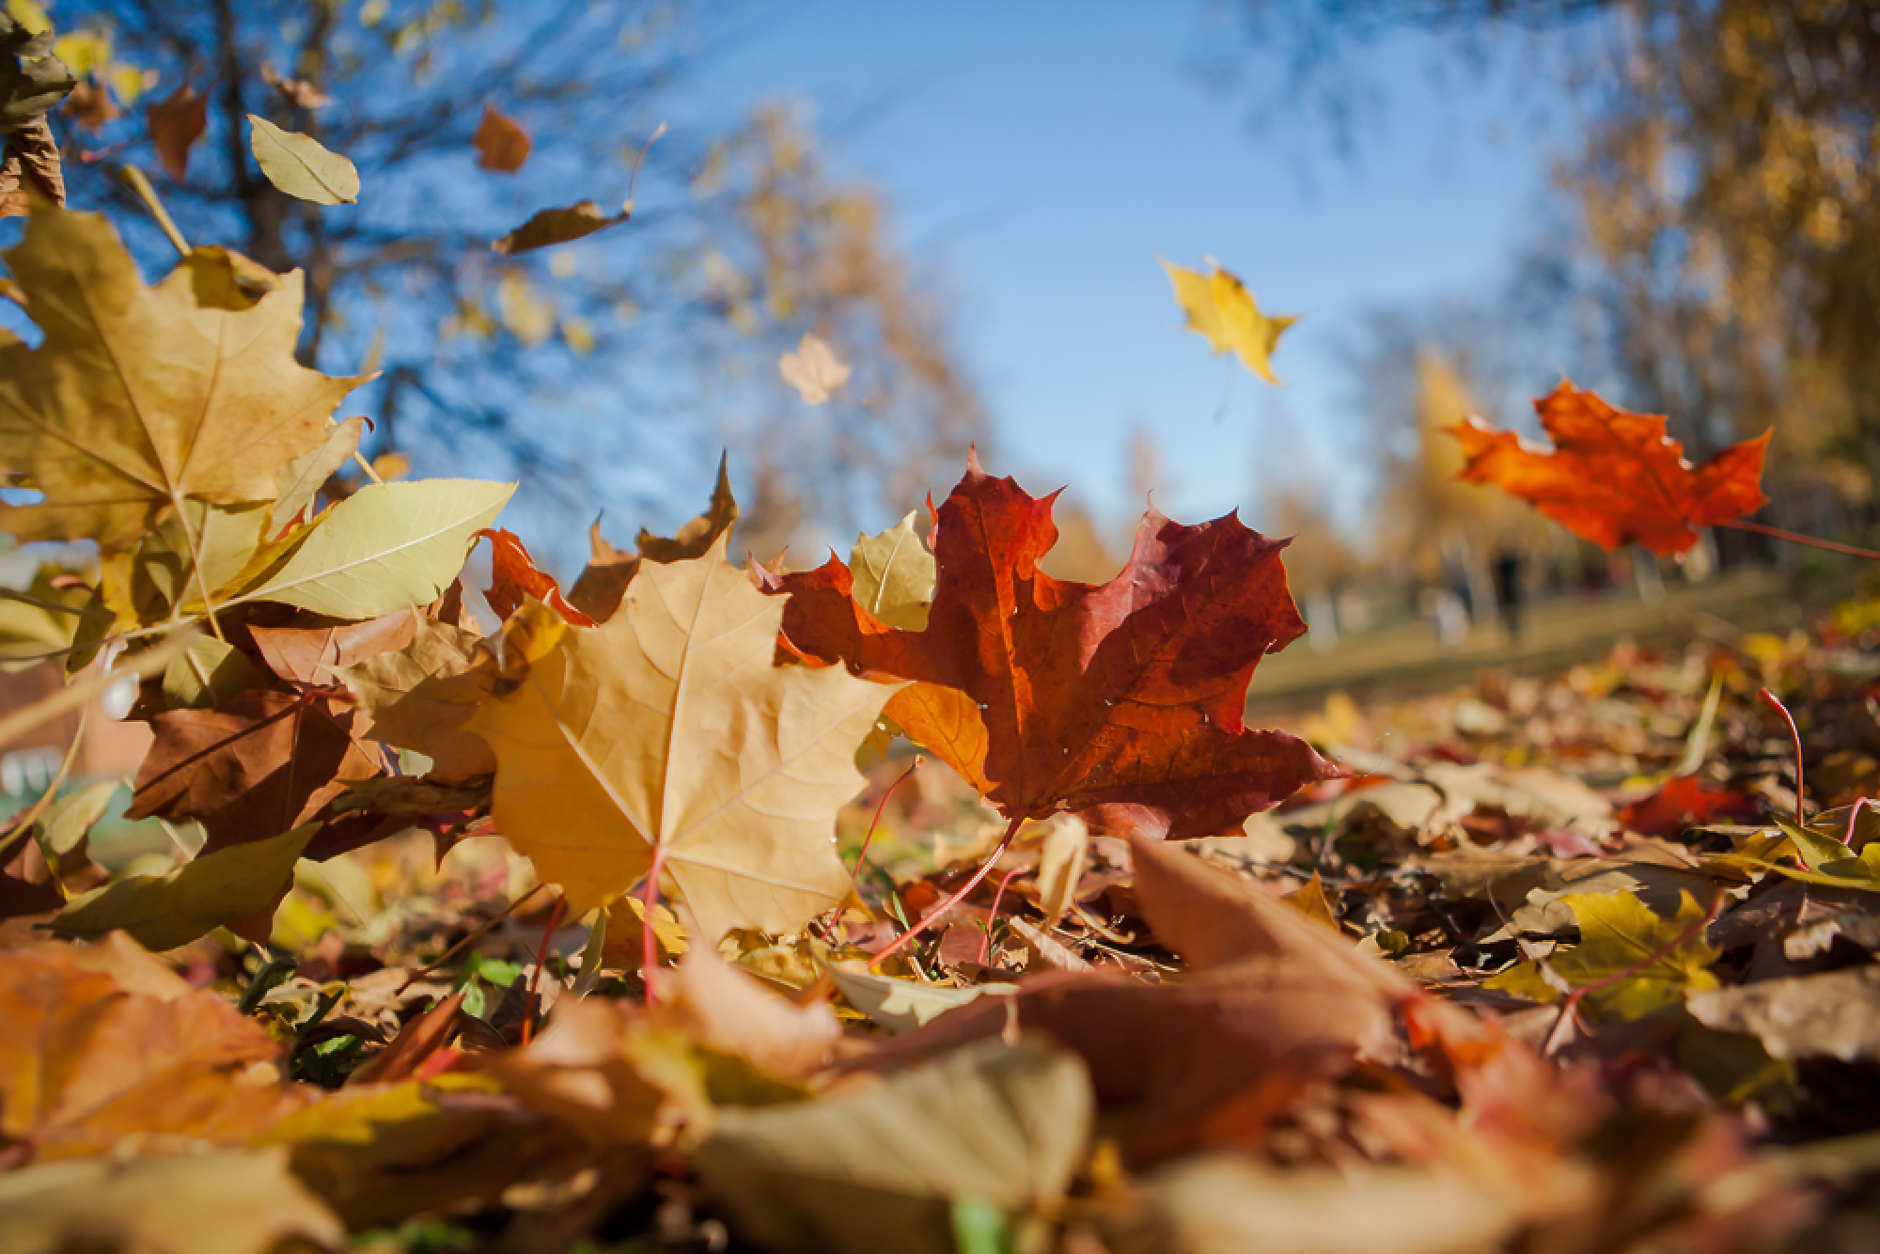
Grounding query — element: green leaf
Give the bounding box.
[51,822,317,951]
[848,511,934,632]
[693,1038,1091,1254]
[31,778,118,860]
[1484,888,1719,1020]
[237,479,514,619]
[247,115,359,205]
[162,634,257,710]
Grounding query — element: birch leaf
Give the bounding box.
[247,114,359,205]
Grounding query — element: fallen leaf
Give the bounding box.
[484,999,665,1148]
[236,478,515,618]
[472,102,531,172]
[161,634,257,709]
[1686,966,1880,1062]
[468,538,898,937]
[341,616,498,783]
[848,509,934,631]
[766,453,1336,839]
[1451,381,1771,554]
[1486,889,1720,1019]
[1161,258,1297,384]
[659,944,841,1081]
[0,941,299,1161]
[569,454,738,623]
[247,113,359,204]
[50,822,318,950]
[249,609,419,687]
[778,332,851,405]
[146,78,207,181]
[826,966,1008,1032]
[493,200,629,256]
[694,1038,1091,1254]
[1620,774,1760,837]
[128,689,383,853]
[481,527,595,625]
[0,1147,343,1254]
[1035,812,1089,926]
[0,202,362,556]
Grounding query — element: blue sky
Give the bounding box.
[691,1,1590,538]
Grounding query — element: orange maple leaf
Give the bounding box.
[1450,381,1770,555]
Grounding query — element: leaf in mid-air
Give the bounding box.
[1161,258,1297,384]
[146,79,207,181]
[492,200,629,256]
[0,202,365,556]
[465,534,898,939]
[778,333,851,405]
[1485,888,1720,1019]
[472,102,531,173]
[764,453,1336,840]
[1450,381,1770,554]
[247,114,359,205]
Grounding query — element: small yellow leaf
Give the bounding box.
[247,114,359,205]
[1485,889,1720,1020]
[778,332,851,405]
[1160,258,1297,384]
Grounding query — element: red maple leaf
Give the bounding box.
[760,454,1336,840]
[1450,381,1770,554]
[1619,775,1760,837]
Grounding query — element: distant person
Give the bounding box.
[1493,546,1523,641]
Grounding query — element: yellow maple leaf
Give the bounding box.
[1485,889,1720,1020]
[0,202,365,559]
[466,534,900,940]
[1160,258,1297,384]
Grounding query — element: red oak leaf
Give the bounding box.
[760,453,1336,840]
[479,528,595,626]
[1450,381,1770,554]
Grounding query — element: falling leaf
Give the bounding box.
[259,63,331,110]
[465,535,899,938]
[492,200,629,256]
[765,453,1336,839]
[51,822,319,950]
[481,527,596,625]
[146,78,207,181]
[0,202,363,556]
[61,78,118,130]
[1161,258,1297,384]
[247,113,359,205]
[569,454,738,623]
[472,101,531,172]
[127,689,382,853]
[0,1148,344,1254]
[1451,382,1771,554]
[778,332,851,405]
[236,479,515,619]
[693,1038,1091,1254]
[1486,889,1721,1019]
[0,941,301,1161]
[848,510,935,631]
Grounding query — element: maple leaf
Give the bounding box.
[465,535,898,938]
[1161,258,1297,384]
[341,616,501,783]
[472,102,531,173]
[1450,381,1771,555]
[0,941,303,1162]
[765,454,1336,840]
[0,202,364,557]
[778,332,851,405]
[1619,774,1758,837]
[481,527,596,625]
[568,454,739,623]
[1485,889,1721,1019]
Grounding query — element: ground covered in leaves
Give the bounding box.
[10,599,1880,1254]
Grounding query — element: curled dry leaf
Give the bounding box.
[481,527,595,625]
[778,332,851,405]
[765,453,1336,839]
[1451,381,1770,554]
[467,535,899,938]
[1161,258,1296,384]
[0,115,61,215]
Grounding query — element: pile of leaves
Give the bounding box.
[5,167,1880,1253]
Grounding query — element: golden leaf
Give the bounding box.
[1160,257,1297,384]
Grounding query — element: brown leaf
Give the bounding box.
[146,78,209,182]
[62,79,119,131]
[248,609,420,686]
[481,527,595,625]
[473,102,531,173]
[128,687,385,853]
[259,64,331,110]
[0,117,62,217]
[569,454,738,623]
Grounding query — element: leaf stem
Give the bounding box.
[117,166,190,257]
[1758,687,1805,826]
[844,755,920,906]
[978,863,1025,966]
[1720,519,1880,561]
[869,814,1024,971]
[641,844,670,1006]
[520,893,566,1046]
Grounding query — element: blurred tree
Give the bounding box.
[1215,0,1880,538]
[29,1,985,552]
